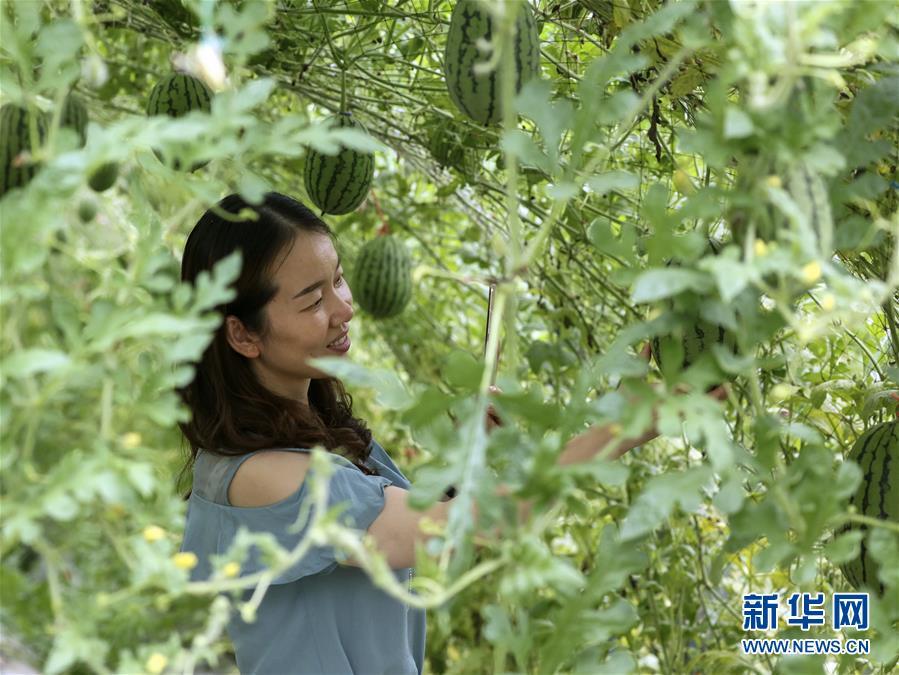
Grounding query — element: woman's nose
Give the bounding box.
[340,295,354,322]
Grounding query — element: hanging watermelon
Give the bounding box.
[304,112,375,215]
[444,0,541,126]
[351,230,413,318]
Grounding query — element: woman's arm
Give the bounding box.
[487,418,660,527]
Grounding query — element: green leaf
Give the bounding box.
[586,170,638,197]
[560,458,629,488]
[3,348,71,378]
[824,530,864,565]
[117,314,201,340]
[617,1,696,50]
[547,181,579,201]
[513,78,573,165]
[723,107,754,139]
[399,385,455,429]
[43,491,79,521]
[587,217,637,260]
[307,357,412,409]
[701,252,756,303]
[441,349,482,389]
[620,466,714,541]
[590,524,649,593]
[630,268,708,303]
[125,462,156,497]
[713,473,745,514]
[500,129,551,174]
[586,650,637,675]
[846,76,899,141]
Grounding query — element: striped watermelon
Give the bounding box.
[147,73,213,117]
[651,320,737,378]
[840,420,898,595]
[428,118,478,176]
[146,73,213,170]
[787,163,833,254]
[61,93,88,146]
[444,0,541,126]
[351,234,412,318]
[651,239,736,379]
[1,104,47,197]
[304,112,374,215]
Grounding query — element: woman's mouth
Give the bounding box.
[327,334,350,353]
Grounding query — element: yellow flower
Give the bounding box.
[172,552,198,570]
[753,239,769,257]
[122,432,142,449]
[801,261,822,284]
[146,653,168,674]
[143,525,166,543]
[765,175,782,189]
[222,562,240,578]
[820,294,835,311]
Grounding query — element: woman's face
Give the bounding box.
[226,230,354,405]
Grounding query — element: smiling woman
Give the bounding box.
[175,192,376,483]
[174,192,430,674]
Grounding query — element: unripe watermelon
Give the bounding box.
[651,320,738,378]
[146,73,213,171]
[88,161,119,192]
[429,120,466,168]
[1,103,47,197]
[428,118,477,176]
[787,163,833,254]
[840,420,898,595]
[650,240,737,380]
[351,235,412,318]
[444,0,541,126]
[78,197,98,223]
[304,112,374,215]
[61,93,88,146]
[147,73,213,117]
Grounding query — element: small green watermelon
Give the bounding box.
[304,112,375,215]
[650,239,737,380]
[88,162,119,192]
[444,0,541,126]
[351,234,413,318]
[78,197,98,223]
[1,103,47,197]
[428,118,478,176]
[839,419,898,596]
[651,320,738,377]
[146,72,213,171]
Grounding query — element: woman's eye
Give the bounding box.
[307,275,343,310]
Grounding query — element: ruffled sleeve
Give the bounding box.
[180,450,394,585]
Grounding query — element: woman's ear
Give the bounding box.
[225,315,261,358]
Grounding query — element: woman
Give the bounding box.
[176,192,721,674]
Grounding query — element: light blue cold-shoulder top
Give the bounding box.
[178,438,426,675]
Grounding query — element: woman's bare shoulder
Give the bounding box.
[228,450,311,508]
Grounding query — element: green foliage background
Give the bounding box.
[1,0,897,673]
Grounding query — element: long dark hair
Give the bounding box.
[175,192,378,500]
